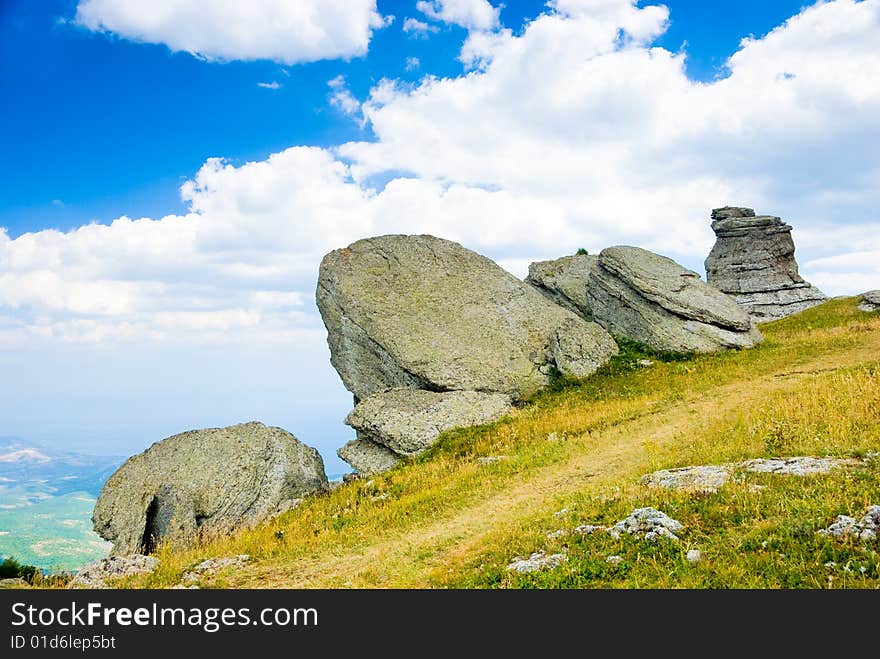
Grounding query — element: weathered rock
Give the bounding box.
[93,422,328,555]
[69,554,159,589]
[605,555,623,566]
[641,465,731,493]
[583,246,762,353]
[686,549,703,563]
[858,290,880,312]
[0,578,27,588]
[345,388,511,457]
[525,254,599,317]
[818,506,879,541]
[505,550,567,574]
[337,437,400,475]
[705,207,827,321]
[642,456,860,493]
[316,235,617,402]
[608,507,683,541]
[739,456,859,476]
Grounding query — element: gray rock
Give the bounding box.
[818,505,879,541]
[858,290,880,312]
[477,455,508,465]
[93,422,328,555]
[686,549,703,563]
[525,254,599,317]
[574,524,605,535]
[70,554,159,589]
[0,578,27,588]
[316,235,617,402]
[345,388,511,457]
[739,456,858,476]
[505,550,567,574]
[705,207,827,321]
[583,246,762,353]
[605,555,623,566]
[608,507,684,541]
[641,465,731,493]
[337,437,400,475]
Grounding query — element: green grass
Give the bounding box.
[93,297,880,589]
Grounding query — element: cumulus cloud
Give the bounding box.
[416,0,500,31]
[4,0,880,349]
[74,0,387,64]
[327,76,361,116]
[402,17,438,38]
[257,81,281,90]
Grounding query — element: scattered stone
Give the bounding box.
[739,456,859,476]
[818,505,880,541]
[70,555,159,589]
[317,234,617,403]
[585,246,763,353]
[554,508,571,518]
[608,507,684,542]
[345,388,511,457]
[637,359,655,367]
[337,437,400,476]
[93,422,328,555]
[574,524,605,535]
[705,207,827,321]
[477,456,508,465]
[642,456,862,494]
[505,551,567,574]
[858,290,880,313]
[546,529,568,540]
[0,578,27,588]
[182,555,251,584]
[605,555,623,566]
[641,465,731,494]
[686,549,703,563]
[525,253,599,317]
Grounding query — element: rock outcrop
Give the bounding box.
[93,422,328,554]
[317,235,618,403]
[586,246,762,353]
[525,254,598,318]
[346,388,511,457]
[858,290,880,312]
[337,437,401,476]
[705,207,827,321]
[69,554,159,589]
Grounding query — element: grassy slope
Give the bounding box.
[125,297,879,589]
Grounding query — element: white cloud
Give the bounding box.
[257,81,281,90]
[74,0,387,64]
[416,0,500,31]
[327,76,361,116]
[4,0,880,347]
[406,56,421,71]
[403,17,438,37]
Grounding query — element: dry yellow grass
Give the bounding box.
[115,298,879,589]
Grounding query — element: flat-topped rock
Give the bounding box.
[337,437,401,476]
[346,388,511,458]
[317,235,617,402]
[582,246,762,353]
[705,207,827,321]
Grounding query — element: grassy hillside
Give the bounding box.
[122,297,879,589]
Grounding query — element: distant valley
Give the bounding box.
[0,439,122,571]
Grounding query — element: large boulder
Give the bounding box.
[316,235,618,402]
[525,254,598,318]
[93,422,328,554]
[705,207,827,321]
[346,388,511,457]
[589,246,762,353]
[858,290,880,312]
[337,437,401,476]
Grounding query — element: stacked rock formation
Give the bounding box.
[858,291,880,312]
[705,207,827,321]
[317,234,619,474]
[527,246,762,354]
[92,422,328,554]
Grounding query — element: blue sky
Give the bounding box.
[1,0,878,473]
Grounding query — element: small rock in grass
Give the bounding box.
[546,529,568,540]
[605,555,623,566]
[506,551,567,574]
[608,507,683,542]
[686,549,703,563]
[574,524,605,535]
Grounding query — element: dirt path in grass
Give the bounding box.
[221,332,880,588]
